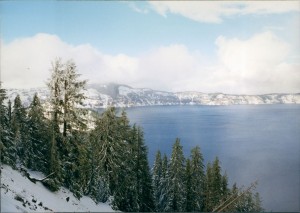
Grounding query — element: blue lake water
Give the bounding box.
[123,105,300,212]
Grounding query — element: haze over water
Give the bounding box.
[125,105,300,212]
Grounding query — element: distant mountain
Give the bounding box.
[5,83,300,108]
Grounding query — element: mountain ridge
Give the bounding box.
[5,83,300,108]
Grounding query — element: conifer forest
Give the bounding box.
[0,59,264,212]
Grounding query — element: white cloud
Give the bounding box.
[136,44,202,91]
[149,1,300,23]
[1,32,299,94]
[1,33,139,88]
[213,31,300,94]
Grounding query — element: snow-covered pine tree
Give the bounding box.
[189,146,206,211]
[47,58,87,188]
[152,150,163,212]
[185,158,193,212]
[113,123,139,212]
[205,157,225,211]
[0,85,15,167]
[47,59,64,183]
[60,60,87,137]
[91,108,127,200]
[27,93,50,173]
[62,132,86,198]
[7,100,12,123]
[47,58,87,139]
[11,95,29,167]
[160,154,170,212]
[132,126,155,212]
[212,157,223,207]
[115,111,140,211]
[221,171,229,202]
[228,183,264,212]
[87,128,110,203]
[166,138,186,212]
[205,162,213,211]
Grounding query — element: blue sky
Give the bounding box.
[1,1,300,94]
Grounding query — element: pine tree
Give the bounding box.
[60,60,87,137]
[185,158,193,212]
[86,128,110,203]
[90,107,127,202]
[205,157,228,211]
[159,154,169,212]
[152,150,163,212]
[166,138,186,212]
[47,58,87,188]
[27,93,50,173]
[113,122,138,212]
[221,172,229,202]
[113,111,140,210]
[228,183,264,212]
[85,128,109,202]
[211,157,223,207]
[11,95,29,167]
[253,192,264,212]
[132,126,155,212]
[189,146,206,211]
[47,58,87,141]
[7,99,12,123]
[0,86,15,166]
[205,162,213,211]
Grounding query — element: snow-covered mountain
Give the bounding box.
[1,165,114,212]
[5,83,300,108]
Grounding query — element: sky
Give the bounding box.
[0,1,300,94]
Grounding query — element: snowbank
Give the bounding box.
[1,165,114,212]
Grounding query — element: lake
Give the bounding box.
[123,105,300,212]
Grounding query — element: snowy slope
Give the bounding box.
[4,83,300,108]
[1,165,114,212]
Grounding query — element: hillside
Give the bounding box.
[1,165,114,212]
[5,83,300,108]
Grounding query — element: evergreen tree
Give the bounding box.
[132,126,155,212]
[110,114,154,212]
[113,124,138,212]
[86,128,110,203]
[205,157,228,211]
[205,162,213,211]
[60,60,87,137]
[189,146,206,211]
[0,86,15,166]
[113,111,140,211]
[47,58,87,187]
[11,95,29,167]
[47,58,63,135]
[185,158,193,212]
[47,58,87,143]
[166,138,186,212]
[228,183,264,212]
[152,150,163,212]
[8,99,12,123]
[90,107,127,209]
[221,172,229,202]
[159,154,170,212]
[27,93,50,173]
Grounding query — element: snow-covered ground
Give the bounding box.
[1,165,114,212]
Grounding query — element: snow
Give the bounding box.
[1,165,115,212]
[119,85,138,96]
[5,85,300,108]
[27,169,46,180]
